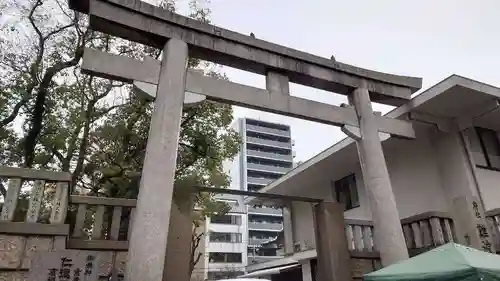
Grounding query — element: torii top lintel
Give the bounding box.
[69,0,422,106]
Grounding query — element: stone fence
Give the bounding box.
[343,211,455,257]
[0,166,459,281]
[0,167,131,281]
[486,208,500,252]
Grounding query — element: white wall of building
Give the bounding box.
[464,128,500,212]
[208,242,247,254]
[385,129,449,218]
[205,119,249,277]
[291,201,316,250]
[208,222,244,234]
[206,262,246,271]
[341,126,449,221]
[289,124,500,254]
[206,214,248,273]
[476,168,500,211]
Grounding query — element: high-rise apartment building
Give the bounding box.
[203,117,294,280]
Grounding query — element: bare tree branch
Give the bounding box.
[71,103,93,187]
[94,104,123,118]
[44,21,76,41]
[51,147,65,165]
[0,182,6,198]
[54,0,74,21]
[24,30,87,167]
[28,0,46,84]
[190,227,204,275]
[27,0,43,40]
[0,93,31,126]
[1,0,76,129]
[181,108,199,128]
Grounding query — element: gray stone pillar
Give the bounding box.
[313,201,352,281]
[350,87,409,266]
[266,71,290,94]
[282,203,294,255]
[301,261,313,281]
[164,189,195,281]
[125,38,188,281]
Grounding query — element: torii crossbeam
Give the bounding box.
[68,0,422,280]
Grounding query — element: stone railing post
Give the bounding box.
[0,167,71,277]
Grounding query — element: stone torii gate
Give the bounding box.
[69,0,422,280]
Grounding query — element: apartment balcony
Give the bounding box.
[246,149,293,162]
[248,235,280,247]
[226,202,246,214]
[248,206,283,216]
[247,177,274,186]
[247,163,289,174]
[248,222,283,231]
[207,262,246,270]
[247,255,283,265]
[248,237,273,246]
[246,124,291,138]
[246,137,292,150]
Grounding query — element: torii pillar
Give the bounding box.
[126,39,189,281]
[346,87,409,266]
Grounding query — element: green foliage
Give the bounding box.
[0,0,241,273]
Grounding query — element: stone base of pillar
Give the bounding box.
[301,261,313,281]
[313,202,352,281]
[452,195,495,253]
[163,189,195,281]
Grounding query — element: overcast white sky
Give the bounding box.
[8,0,500,163]
[190,0,500,162]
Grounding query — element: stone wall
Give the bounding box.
[0,228,209,281]
[0,234,65,281]
[351,258,381,279]
[0,233,128,281]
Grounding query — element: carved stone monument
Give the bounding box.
[28,251,100,281]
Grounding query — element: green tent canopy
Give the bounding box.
[364,243,500,281]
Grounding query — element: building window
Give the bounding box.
[248,247,278,257]
[246,143,290,155]
[246,157,292,168]
[247,170,281,180]
[209,252,242,263]
[246,118,290,132]
[247,184,262,192]
[209,232,242,243]
[248,215,282,224]
[333,174,359,211]
[473,127,500,170]
[210,214,242,225]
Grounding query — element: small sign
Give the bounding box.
[351,258,374,278]
[28,251,100,281]
[471,200,494,253]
